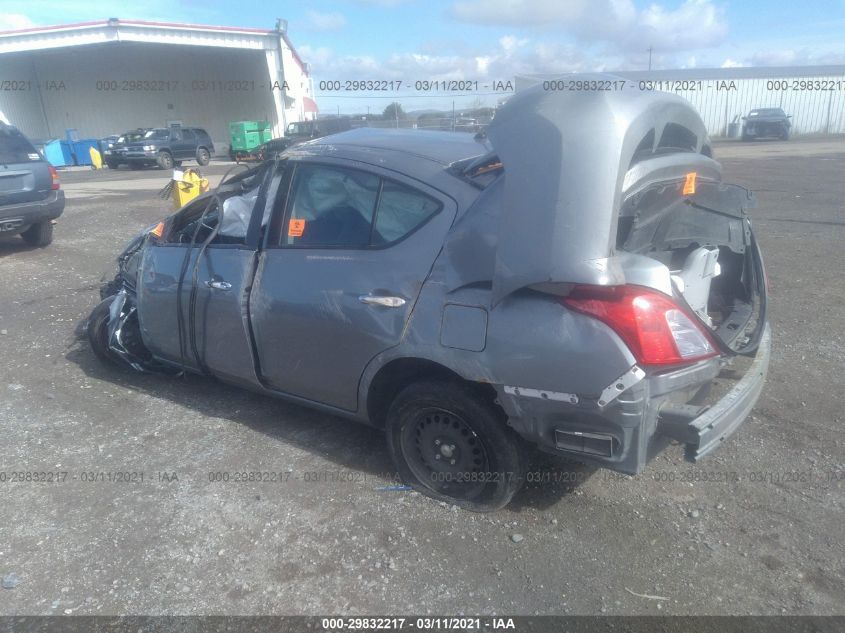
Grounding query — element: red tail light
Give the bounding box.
[562,285,718,367]
[48,164,60,190]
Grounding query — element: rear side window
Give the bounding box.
[0,128,40,163]
[372,181,440,244]
[182,129,195,141]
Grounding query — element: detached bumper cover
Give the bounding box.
[659,323,771,461]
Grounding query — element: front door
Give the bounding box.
[137,163,279,383]
[249,159,456,411]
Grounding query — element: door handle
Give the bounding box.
[206,279,232,291]
[358,294,406,308]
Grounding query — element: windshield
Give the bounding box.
[119,131,146,143]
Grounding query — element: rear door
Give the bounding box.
[249,159,456,411]
[0,126,51,209]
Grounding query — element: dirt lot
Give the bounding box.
[0,141,843,616]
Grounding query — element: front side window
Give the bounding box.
[144,129,169,140]
[281,164,442,248]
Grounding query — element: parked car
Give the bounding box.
[121,127,214,170]
[255,118,353,162]
[87,84,770,510]
[0,123,64,247]
[742,108,791,140]
[98,134,121,161]
[102,129,149,169]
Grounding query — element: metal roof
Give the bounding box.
[0,19,308,72]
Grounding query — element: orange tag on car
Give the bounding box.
[682,172,697,196]
[150,221,165,238]
[288,218,306,237]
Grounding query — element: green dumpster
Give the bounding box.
[229,121,272,153]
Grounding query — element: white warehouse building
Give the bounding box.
[0,19,317,153]
[516,66,845,138]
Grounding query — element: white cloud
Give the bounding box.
[305,10,347,31]
[449,0,727,54]
[301,35,588,86]
[720,58,741,68]
[0,12,35,30]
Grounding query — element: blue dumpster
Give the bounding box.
[71,139,100,166]
[43,139,73,167]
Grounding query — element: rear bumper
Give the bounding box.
[0,190,65,230]
[657,324,771,460]
[497,323,771,474]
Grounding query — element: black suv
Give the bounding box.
[0,123,65,247]
[103,129,149,169]
[122,127,214,170]
[742,108,792,140]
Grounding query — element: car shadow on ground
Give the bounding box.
[0,237,41,257]
[65,320,593,513]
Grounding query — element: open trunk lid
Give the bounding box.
[484,78,766,353]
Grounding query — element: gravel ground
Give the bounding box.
[0,144,842,616]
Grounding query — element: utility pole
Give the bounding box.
[647,46,653,71]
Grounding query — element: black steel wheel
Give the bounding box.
[386,381,526,511]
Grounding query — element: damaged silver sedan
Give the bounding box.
[88,82,770,510]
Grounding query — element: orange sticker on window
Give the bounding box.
[682,172,697,196]
[288,218,306,237]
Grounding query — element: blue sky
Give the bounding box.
[3,0,845,113]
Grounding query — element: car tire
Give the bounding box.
[106,160,119,169]
[156,151,173,170]
[386,381,527,511]
[196,147,211,166]
[780,127,790,141]
[87,298,118,365]
[20,220,53,247]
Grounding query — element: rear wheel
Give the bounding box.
[780,127,790,140]
[386,381,527,511]
[20,220,53,247]
[156,151,173,170]
[196,147,210,166]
